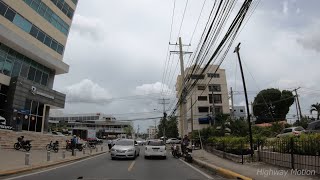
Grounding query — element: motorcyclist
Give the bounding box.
[181,135,190,154]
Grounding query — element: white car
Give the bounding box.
[111,139,140,160]
[144,139,166,159]
[0,116,6,125]
[166,138,181,144]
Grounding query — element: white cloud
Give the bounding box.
[282,1,289,14]
[296,20,320,52]
[296,8,301,14]
[63,79,112,104]
[134,82,173,96]
[71,14,105,40]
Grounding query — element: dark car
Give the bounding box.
[305,120,320,134]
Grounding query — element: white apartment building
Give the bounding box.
[176,65,229,135]
[147,126,157,139]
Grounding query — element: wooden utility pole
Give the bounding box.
[190,97,194,132]
[293,87,302,119]
[234,42,254,160]
[211,89,215,125]
[169,37,191,137]
[230,87,234,120]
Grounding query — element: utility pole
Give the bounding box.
[211,88,215,125]
[190,97,194,133]
[234,42,254,160]
[294,96,300,121]
[293,87,302,119]
[159,98,169,141]
[230,87,234,120]
[137,125,140,138]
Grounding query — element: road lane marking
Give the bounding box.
[179,159,213,179]
[5,153,108,180]
[128,161,136,172]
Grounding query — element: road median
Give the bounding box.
[0,151,107,177]
[193,158,254,180]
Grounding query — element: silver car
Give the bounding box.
[276,126,305,138]
[111,139,140,160]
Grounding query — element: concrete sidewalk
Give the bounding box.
[0,145,108,175]
[193,149,319,180]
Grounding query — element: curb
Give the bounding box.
[193,158,253,180]
[0,151,108,177]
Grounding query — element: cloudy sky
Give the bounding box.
[53,0,320,132]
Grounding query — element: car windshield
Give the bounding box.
[147,141,164,146]
[115,140,133,146]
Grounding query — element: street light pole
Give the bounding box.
[234,42,254,160]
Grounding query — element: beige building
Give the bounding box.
[147,126,157,139]
[0,0,77,132]
[176,65,229,135]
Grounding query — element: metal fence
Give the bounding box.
[204,138,320,174]
[258,138,320,174]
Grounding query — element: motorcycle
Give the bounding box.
[183,146,193,163]
[171,144,181,158]
[46,141,59,153]
[14,136,32,152]
[66,140,83,151]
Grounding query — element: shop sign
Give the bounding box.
[31,86,55,99]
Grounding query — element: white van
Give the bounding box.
[0,116,6,125]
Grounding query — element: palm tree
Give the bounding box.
[310,103,320,120]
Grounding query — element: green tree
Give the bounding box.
[253,88,294,123]
[310,103,320,120]
[157,115,178,138]
[124,125,134,136]
[293,116,309,129]
[229,119,248,137]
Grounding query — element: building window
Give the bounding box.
[23,99,44,132]
[0,43,52,87]
[27,66,36,81]
[4,7,15,22]
[13,14,32,33]
[0,1,65,55]
[23,0,70,35]
[210,106,223,114]
[198,96,208,101]
[198,107,209,113]
[190,74,205,80]
[240,109,244,112]
[3,59,13,76]
[50,0,75,19]
[197,85,206,90]
[209,94,222,103]
[71,0,78,5]
[207,73,220,78]
[209,84,221,92]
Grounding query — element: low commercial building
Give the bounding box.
[49,113,132,139]
[231,106,246,119]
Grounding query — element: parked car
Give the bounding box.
[166,138,181,144]
[305,120,320,134]
[0,116,6,125]
[276,126,305,138]
[110,139,140,160]
[145,139,166,159]
[51,131,65,136]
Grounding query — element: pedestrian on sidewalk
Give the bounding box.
[107,139,112,151]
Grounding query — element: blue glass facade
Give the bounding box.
[23,0,70,35]
[0,42,52,87]
[71,0,78,5]
[50,0,74,19]
[0,1,65,55]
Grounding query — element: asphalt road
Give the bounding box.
[4,147,225,180]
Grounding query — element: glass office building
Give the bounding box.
[0,0,77,132]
